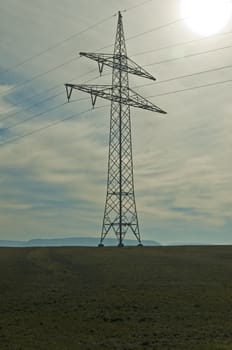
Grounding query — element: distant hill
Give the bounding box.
[0,237,160,247]
[164,242,211,246]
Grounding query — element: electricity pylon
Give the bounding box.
[65,11,166,247]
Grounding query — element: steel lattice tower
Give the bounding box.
[65,11,166,247]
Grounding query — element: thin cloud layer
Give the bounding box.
[0,0,232,243]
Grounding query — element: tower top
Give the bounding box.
[114,9,126,56]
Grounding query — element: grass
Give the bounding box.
[0,245,232,349]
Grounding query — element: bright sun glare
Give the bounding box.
[181,0,232,36]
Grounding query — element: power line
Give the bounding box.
[144,42,232,68]
[0,69,99,123]
[148,77,232,99]
[123,0,154,12]
[4,102,67,131]
[0,14,115,76]
[98,15,190,52]
[0,105,108,147]
[125,2,232,44]
[3,0,232,82]
[0,92,64,123]
[85,16,232,58]
[0,37,117,101]
[3,96,90,132]
[3,60,232,132]
[2,50,232,130]
[0,0,156,77]
[3,61,232,134]
[132,29,232,58]
[2,39,232,119]
[1,76,103,131]
[2,10,232,103]
[2,75,232,148]
[2,10,232,138]
[2,38,232,127]
[68,51,232,94]
[133,62,232,90]
[127,18,185,42]
[0,56,78,98]
[28,67,97,104]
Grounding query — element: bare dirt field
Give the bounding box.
[0,245,232,349]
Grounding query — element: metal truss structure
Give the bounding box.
[65,11,166,247]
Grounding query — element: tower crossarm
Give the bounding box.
[79,52,156,81]
[65,83,167,114]
[128,88,167,114]
[65,83,112,107]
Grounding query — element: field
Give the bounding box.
[0,246,232,350]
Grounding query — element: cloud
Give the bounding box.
[1,0,232,243]
[0,85,17,116]
[132,89,232,232]
[0,102,110,239]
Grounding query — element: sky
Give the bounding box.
[0,0,232,245]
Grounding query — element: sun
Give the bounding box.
[181,0,232,36]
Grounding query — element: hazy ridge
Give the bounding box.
[0,237,160,247]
